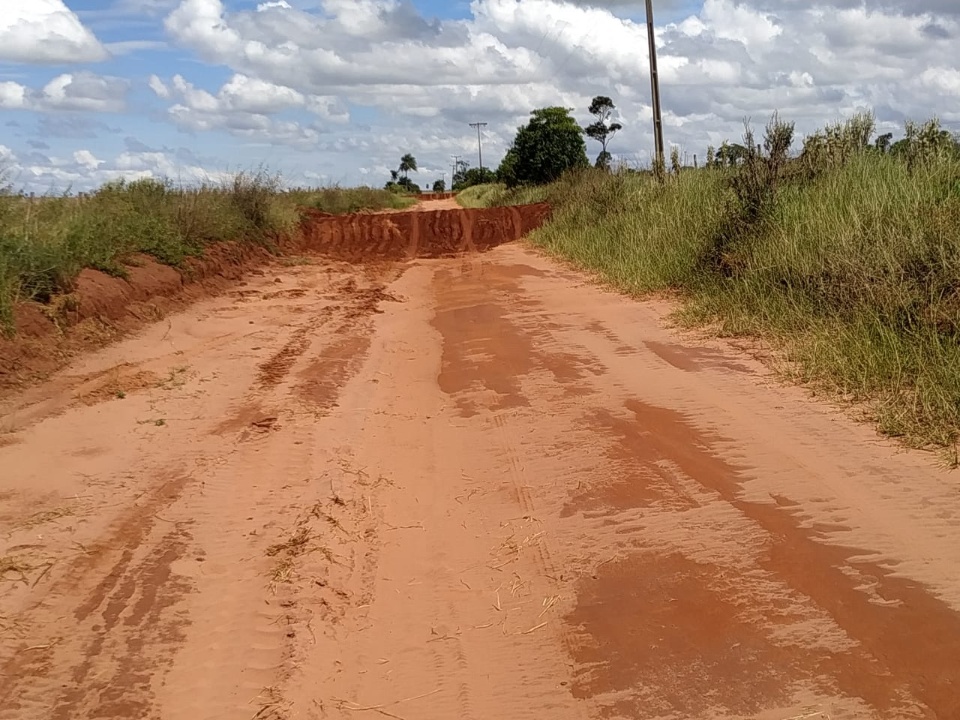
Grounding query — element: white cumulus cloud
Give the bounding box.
[6,0,960,190]
[0,73,130,114]
[156,0,960,158]
[152,73,332,148]
[0,0,108,64]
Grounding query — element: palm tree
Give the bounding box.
[398,153,418,179]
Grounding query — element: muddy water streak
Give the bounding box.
[431,263,602,416]
[566,400,960,719]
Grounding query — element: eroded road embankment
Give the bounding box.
[2,238,960,719]
[0,199,549,393]
[299,201,551,261]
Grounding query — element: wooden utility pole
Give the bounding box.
[469,122,488,173]
[451,155,462,183]
[644,0,665,168]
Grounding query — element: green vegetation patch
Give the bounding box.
[0,174,414,332]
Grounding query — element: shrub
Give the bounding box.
[498,107,589,187]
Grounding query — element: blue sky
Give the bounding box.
[1,0,958,192]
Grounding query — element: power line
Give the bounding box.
[469,122,488,174]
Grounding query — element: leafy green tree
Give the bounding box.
[498,107,589,187]
[452,164,496,191]
[716,141,750,167]
[584,96,623,170]
[397,177,420,193]
[433,179,446,192]
[495,151,517,185]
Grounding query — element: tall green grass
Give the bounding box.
[532,169,731,291]
[456,183,548,208]
[0,176,414,331]
[288,186,415,214]
[528,122,960,452]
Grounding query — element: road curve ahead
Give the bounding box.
[2,242,959,720]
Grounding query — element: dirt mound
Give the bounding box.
[417,192,457,201]
[0,203,551,394]
[0,242,274,393]
[298,204,551,262]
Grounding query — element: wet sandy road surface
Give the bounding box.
[2,243,960,720]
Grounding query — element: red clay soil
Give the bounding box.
[0,203,551,393]
[298,203,551,262]
[3,242,960,720]
[0,242,277,393]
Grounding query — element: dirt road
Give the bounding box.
[2,242,959,720]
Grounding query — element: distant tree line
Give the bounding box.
[384,96,626,193]
[387,100,959,194]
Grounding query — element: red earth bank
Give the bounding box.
[0,202,551,392]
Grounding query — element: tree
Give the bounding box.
[496,151,517,185]
[386,154,420,193]
[584,96,623,170]
[875,133,894,153]
[451,158,469,186]
[715,141,750,167]
[433,179,446,192]
[452,163,496,190]
[497,107,589,187]
[399,153,418,179]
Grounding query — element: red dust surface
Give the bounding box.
[0,202,551,393]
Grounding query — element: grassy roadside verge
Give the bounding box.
[0,176,413,330]
[289,186,415,214]
[456,183,548,208]
[483,118,960,455]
